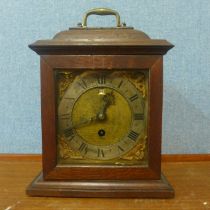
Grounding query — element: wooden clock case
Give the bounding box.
[26,10,174,198]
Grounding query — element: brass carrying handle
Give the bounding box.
[82,8,121,27]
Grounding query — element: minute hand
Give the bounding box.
[64,116,97,137]
[71,116,97,129]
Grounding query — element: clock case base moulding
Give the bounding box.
[26,172,174,198]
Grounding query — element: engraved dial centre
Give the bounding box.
[72,87,132,146]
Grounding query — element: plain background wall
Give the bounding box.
[0,0,209,154]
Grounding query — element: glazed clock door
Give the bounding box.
[56,70,148,165]
[40,55,163,181]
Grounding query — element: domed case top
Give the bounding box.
[29,8,173,55]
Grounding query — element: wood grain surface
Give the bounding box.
[0,157,209,210]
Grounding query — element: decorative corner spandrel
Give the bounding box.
[120,135,147,160]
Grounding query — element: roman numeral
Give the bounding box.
[129,94,138,102]
[78,79,87,89]
[118,146,125,152]
[118,80,123,88]
[134,113,144,120]
[64,128,74,138]
[128,130,139,141]
[97,148,105,157]
[79,143,88,154]
[97,75,106,84]
[60,113,71,120]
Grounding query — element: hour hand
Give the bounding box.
[97,91,115,120]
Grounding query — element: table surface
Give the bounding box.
[0,158,210,210]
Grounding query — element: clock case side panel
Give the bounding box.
[148,57,163,177]
[40,55,163,180]
[40,58,57,177]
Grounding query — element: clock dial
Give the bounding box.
[57,70,148,164]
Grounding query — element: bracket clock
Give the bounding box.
[26,8,174,198]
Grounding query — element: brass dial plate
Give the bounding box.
[56,70,148,165]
